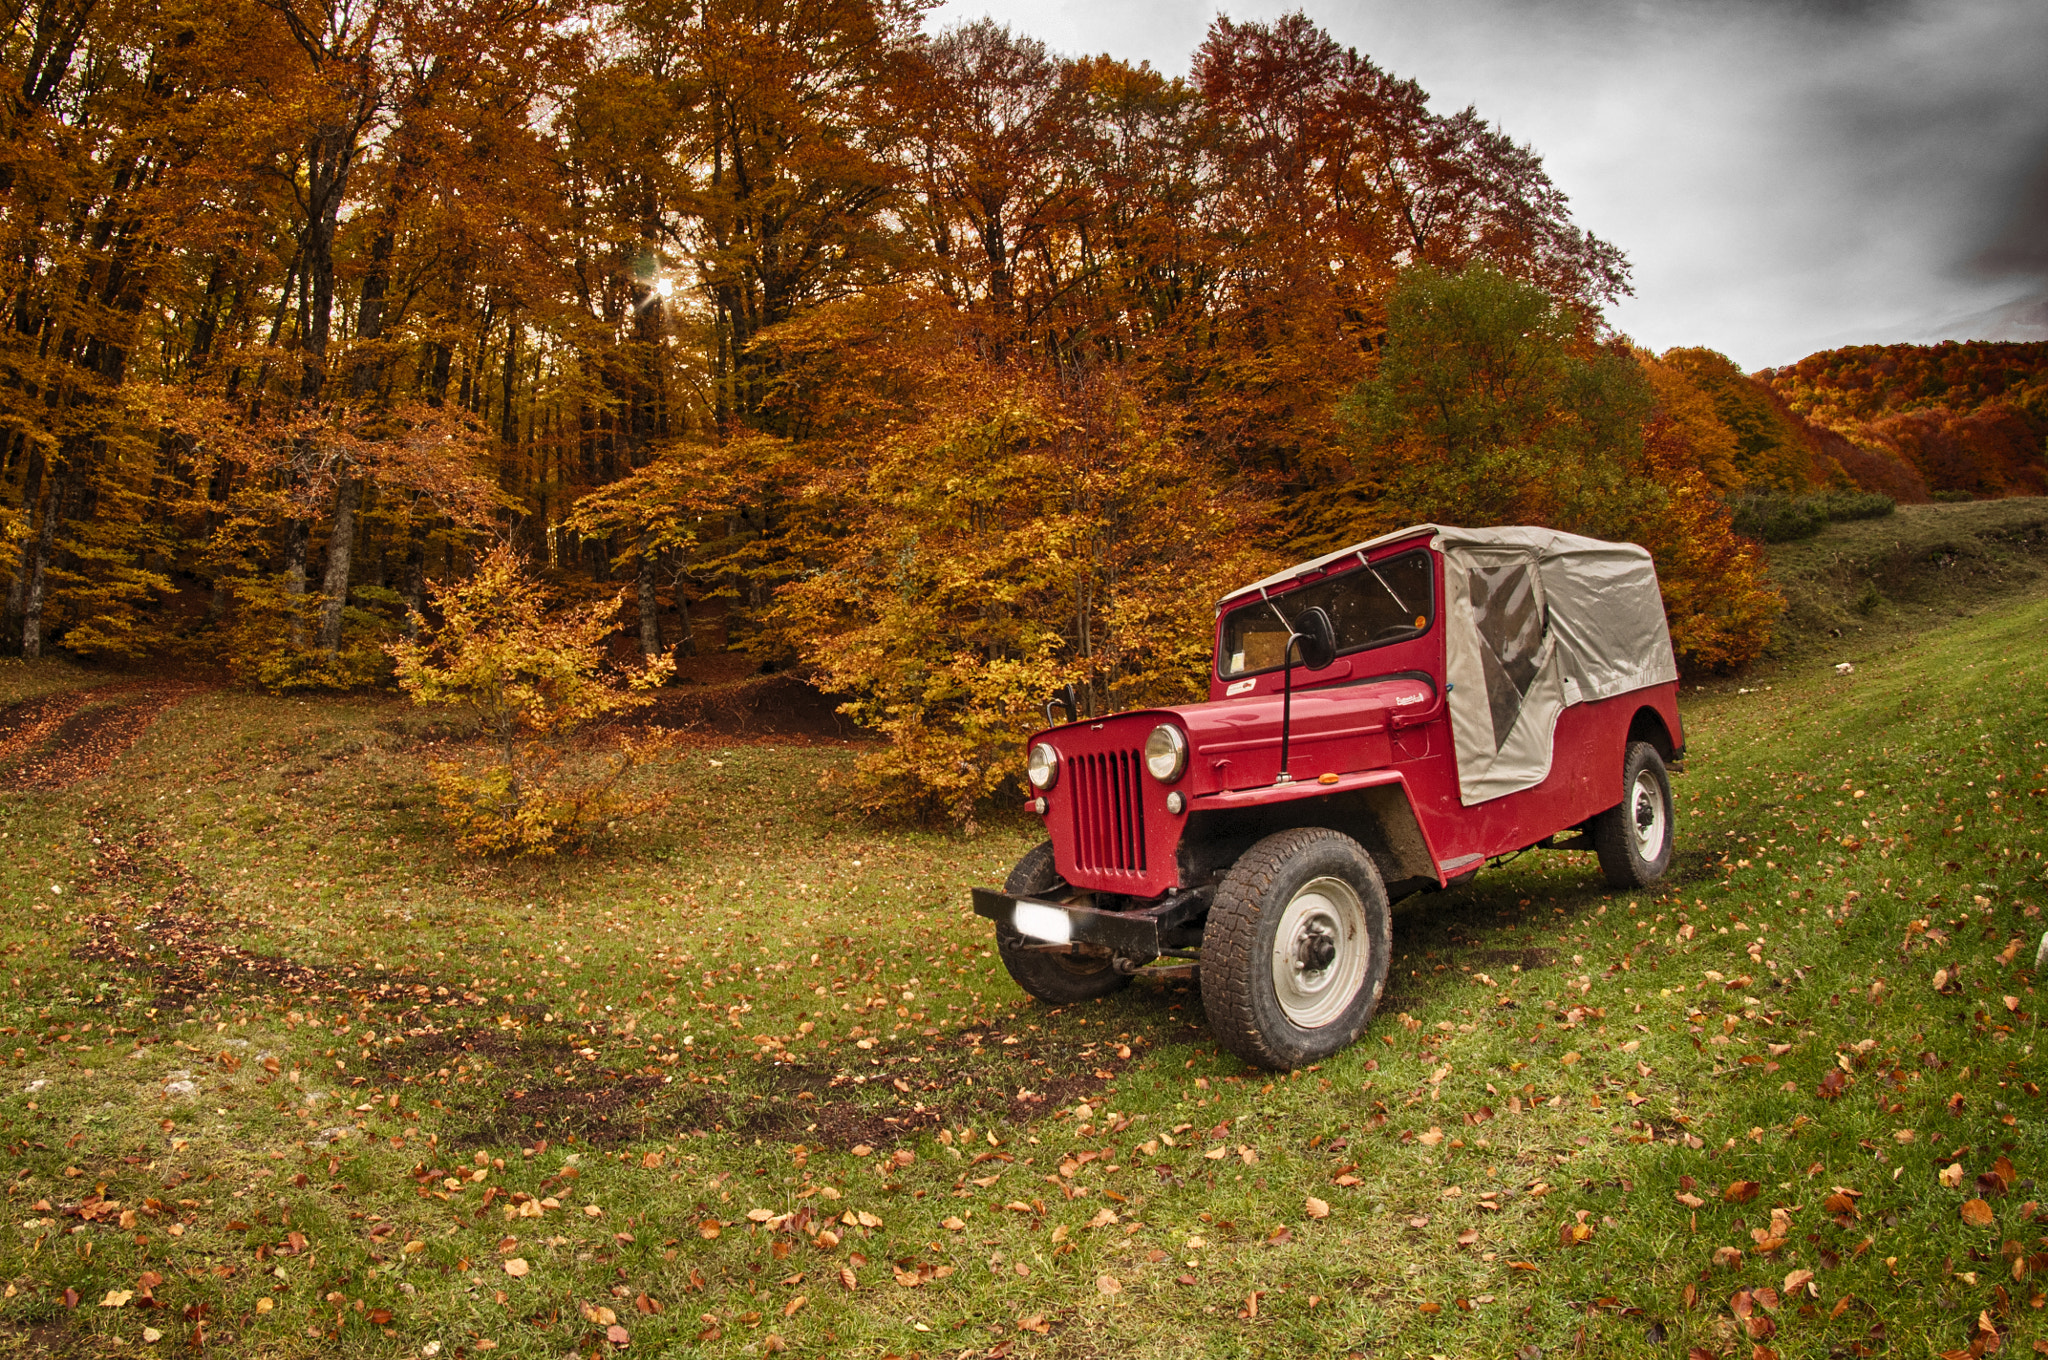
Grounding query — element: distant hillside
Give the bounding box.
[1759,341,2048,500]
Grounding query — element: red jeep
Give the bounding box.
[971,524,1685,1070]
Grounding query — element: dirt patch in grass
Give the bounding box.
[639,673,868,742]
[416,1016,1156,1152]
[72,903,478,1019]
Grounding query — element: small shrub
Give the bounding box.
[388,545,674,856]
[1731,489,1898,541]
[1730,493,1826,542]
[1805,489,1895,522]
[1930,489,1977,503]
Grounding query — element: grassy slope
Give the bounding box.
[0,556,2043,1358]
[1759,496,2048,665]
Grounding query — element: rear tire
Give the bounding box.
[1592,741,1674,888]
[1199,827,1391,1071]
[994,841,1131,1006]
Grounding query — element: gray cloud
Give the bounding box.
[930,0,2048,366]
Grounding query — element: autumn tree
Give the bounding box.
[1326,266,1779,670]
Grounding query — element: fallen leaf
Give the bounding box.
[606,1324,629,1346]
[100,1290,133,1308]
[1725,1181,1761,1204]
[1097,1274,1121,1296]
[503,1259,529,1278]
[941,1216,965,1231]
[1676,1192,1706,1209]
[1417,1127,1445,1147]
[1939,1163,1964,1188]
[1960,1199,1994,1227]
[1783,1269,1814,1296]
[1305,1197,1330,1220]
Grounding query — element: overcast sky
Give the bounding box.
[928,0,2048,370]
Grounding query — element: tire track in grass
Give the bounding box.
[0,682,207,791]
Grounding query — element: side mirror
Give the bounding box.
[1290,606,1337,670]
[1043,683,1081,726]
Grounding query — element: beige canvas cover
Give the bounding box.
[1221,524,1678,807]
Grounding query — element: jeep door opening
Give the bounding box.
[970,524,1685,1071]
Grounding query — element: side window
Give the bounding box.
[1468,561,1545,748]
[1219,550,1435,678]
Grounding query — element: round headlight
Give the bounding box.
[1145,724,1188,783]
[1026,741,1059,790]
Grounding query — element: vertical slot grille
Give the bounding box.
[1070,749,1147,876]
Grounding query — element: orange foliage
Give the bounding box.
[1762,341,2048,499]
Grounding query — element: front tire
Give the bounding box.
[994,841,1131,1006]
[1592,741,1675,888]
[1200,828,1391,1071]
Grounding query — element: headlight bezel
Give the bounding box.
[1026,741,1060,790]
[1144,724,1189,783]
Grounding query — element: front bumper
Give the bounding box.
[970,887,1204,961]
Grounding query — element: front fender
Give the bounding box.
[1177,770,1449,895]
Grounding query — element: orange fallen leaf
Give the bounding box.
[1959,1199,1994,1227]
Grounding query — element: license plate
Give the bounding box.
[1011,900,1072,945]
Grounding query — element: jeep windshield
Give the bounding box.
[1219,548,1434,678]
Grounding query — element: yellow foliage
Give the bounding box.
[773,362,1277,825]
[388,545,675,856]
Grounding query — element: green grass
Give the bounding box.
[0,579,2044,1358]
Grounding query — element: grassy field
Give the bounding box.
[0,553,2044,1358]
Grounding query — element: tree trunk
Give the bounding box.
[402,542,425,640]
[318,474,359,655]
[671,569,698,657]
[283,517,309,648]
[20,458,73,659]
[4,443,46,642]
[636,532,663,660]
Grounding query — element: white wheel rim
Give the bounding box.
[1631,769,1667,861]
[1270,876,1368,1029]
